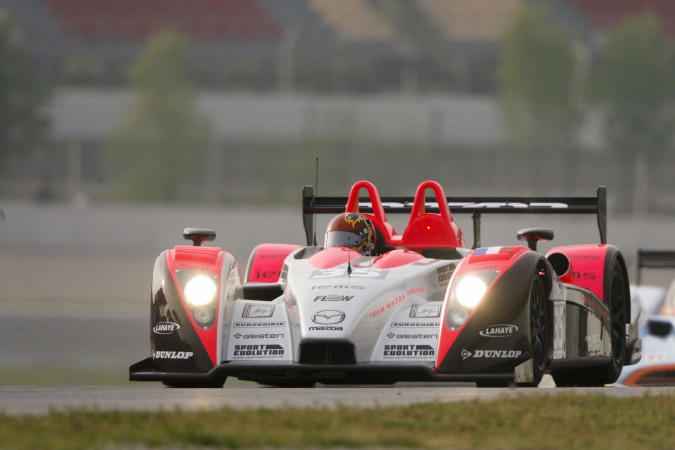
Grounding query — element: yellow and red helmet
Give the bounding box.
[324,213,375,254]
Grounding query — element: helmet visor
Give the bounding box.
[325,231,367,250]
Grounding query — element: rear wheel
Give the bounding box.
[552,256,627,387]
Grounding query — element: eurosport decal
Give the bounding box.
[409,304,442,318]
[152,322,181,335]
[309,268,389,280]
[461,349,522,360]
[479,324,518,338]
[242,304,275,318]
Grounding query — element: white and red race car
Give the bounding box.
[130,180,641,387]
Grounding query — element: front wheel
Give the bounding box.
[516,273,549,387]
[162,377,226,388]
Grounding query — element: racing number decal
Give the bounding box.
[310,268,388,279]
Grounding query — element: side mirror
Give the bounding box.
[183,228,216,246]
[517,228,554,252]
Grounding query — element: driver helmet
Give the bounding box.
[324,213,375,254]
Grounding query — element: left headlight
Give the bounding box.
[455,275,488,309]
[184,275,218,306]
[445,271,499,330]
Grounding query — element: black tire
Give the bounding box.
[552,256,628,387]
[257,380,317,388]
[516,273,548,387]
[162,377,226,388]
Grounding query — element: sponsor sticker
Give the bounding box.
[387,333,438,339]
[391,322,439,328]
[309,268,389,280]
[383,344,435,359]
[242,304,275,318]
[479,324,518,338]
[313,295,355,302]
[312,310,346,325]
[234,321,286,328]
[152,322,181,335]
[461,349,522,360]
[409,304,441,318]
[234,333,285,340]
[233,344,285,359]
[152,350,193,360]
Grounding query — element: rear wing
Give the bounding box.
[302,185,607,249]
[636,249,675,284]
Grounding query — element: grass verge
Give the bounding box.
[0,392,673,449]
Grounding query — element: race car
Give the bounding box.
[616,250,675,386]
[130,180,642,387]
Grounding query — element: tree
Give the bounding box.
[587,13,675,211]
[109,32,213,202]
[498,7,582,156]
[0,15,50,173]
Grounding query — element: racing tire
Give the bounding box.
[552,255,628,387]
[256,380,317,388]
[161,377,226,388]
[478,271,549,388]
[516,273,549,387]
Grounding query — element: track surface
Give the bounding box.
[3,385,675,416]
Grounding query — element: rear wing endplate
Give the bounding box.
[302,185,607,249]
[636,249,675,284]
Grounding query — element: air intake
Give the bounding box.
[299,340,356,365]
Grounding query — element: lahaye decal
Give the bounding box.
[479,324,519,338]
[152,322,181,335]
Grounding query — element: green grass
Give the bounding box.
[0,393,674,449]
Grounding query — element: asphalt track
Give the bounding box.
[3,384,675,416]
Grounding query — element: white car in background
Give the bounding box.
[617,250,675,387]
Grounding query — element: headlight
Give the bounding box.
[184,275,217,306]
[455,275,487,309]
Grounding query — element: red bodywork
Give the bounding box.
[166,246,227,366]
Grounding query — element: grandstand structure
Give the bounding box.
[3,0,675,206]
[0,0,565,93]
[1,0,674,93]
